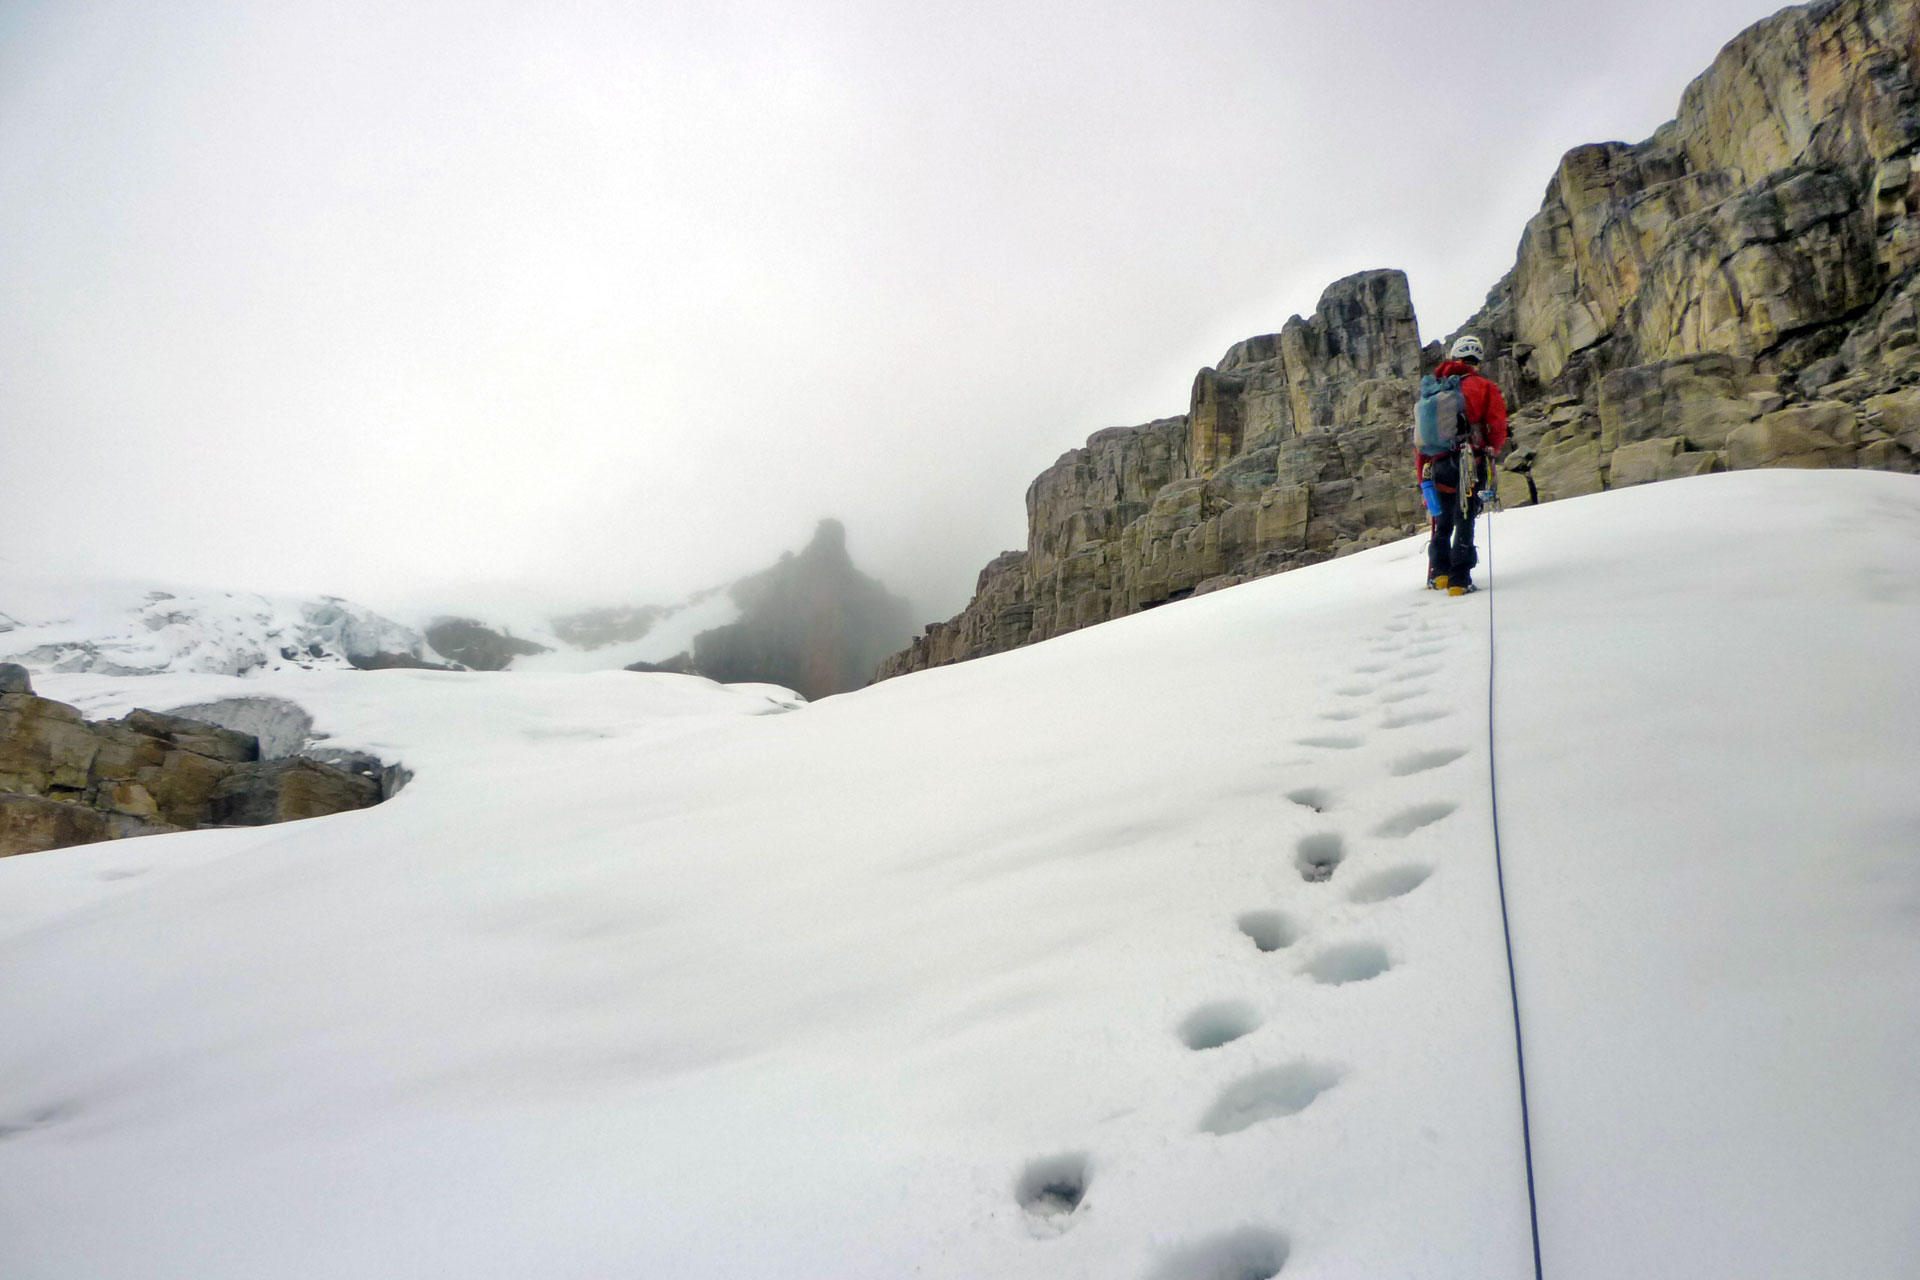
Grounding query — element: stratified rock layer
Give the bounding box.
[878,0,1920,683]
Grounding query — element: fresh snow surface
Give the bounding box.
[1,470,1916,1279]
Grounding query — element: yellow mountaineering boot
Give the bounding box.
[1431,574,1449,591]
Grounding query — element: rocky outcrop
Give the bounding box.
[0,670,386,857]
[879,0,1920,683]
[423,618,550,671]
[669,519,914,700]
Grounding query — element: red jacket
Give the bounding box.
[1418,360,1509,467]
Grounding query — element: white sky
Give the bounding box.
[0,0,1791,622]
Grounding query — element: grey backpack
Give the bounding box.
[1414,373,1465,453]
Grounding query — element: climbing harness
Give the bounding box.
[1479,496,1546,1280]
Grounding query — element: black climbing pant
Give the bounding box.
[1427,450,1485,586]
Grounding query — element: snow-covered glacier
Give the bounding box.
[0,579,430,676]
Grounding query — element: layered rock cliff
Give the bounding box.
[878,0,1920,682]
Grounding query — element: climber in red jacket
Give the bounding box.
[1419,334,1509,594]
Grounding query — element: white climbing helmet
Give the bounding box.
[1449,334,1485,362]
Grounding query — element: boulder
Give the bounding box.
[163,697,314,759]
[0,664,30,695]
[1727,406,1858,469]
[208,759,382,826]
[1609,437,1724,488]
[0,793,180,858]
[1,793,113,857]
[1530,441,1607,502]
[113,708,259,763]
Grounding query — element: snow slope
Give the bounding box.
[1,471,1915,1279]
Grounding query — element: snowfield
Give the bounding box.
[1,471,1916,1279]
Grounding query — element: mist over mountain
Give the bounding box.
[681,519,914,700]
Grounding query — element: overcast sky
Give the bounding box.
[1,0,1791,623]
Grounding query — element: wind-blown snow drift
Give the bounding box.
[1,471,1915,1279]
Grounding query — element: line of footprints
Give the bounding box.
[1014,598,1472,1279]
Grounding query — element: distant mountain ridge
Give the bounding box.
[0,583,433,677]
[878,0,1920,681]
[1,520,913,699]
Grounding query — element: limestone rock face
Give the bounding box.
[1503,0,1920,387]
[875,1,1920,686]
[0,693,389,857]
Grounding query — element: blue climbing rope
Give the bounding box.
[1481,496,1546,1280]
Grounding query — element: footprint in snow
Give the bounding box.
[0,1102,77,1141]
[1380,709,1453,730]
[1348,864,1434,904]
[1198,1062,1344,1135]
[1386,666,1440,684]
[1285,786,1332,812]
[1295,734,1363,749]
[1300,941,1393,984]
[1372,802,1457,837]
[1333,684,1373,697]
[1142,1227,1292,1280]
[1352,662,1388,674]
[1405,644,1449,659]
[1237,910,1301,952]
[1179,1002,1262,1051]
[1389,747,1468,776]
[1317,709,1363,722]
[1016,1153,1090,1237]
[1294,833,1345,882]
[1377,687,1425,705]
